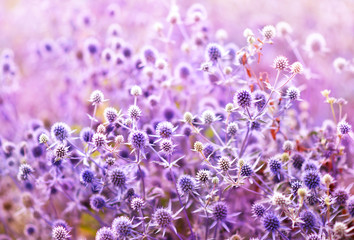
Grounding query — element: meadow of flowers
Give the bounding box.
[0,0,354,239]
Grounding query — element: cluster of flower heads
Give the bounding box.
[0,2,353,240]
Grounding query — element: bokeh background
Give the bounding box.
[0,0,353,140]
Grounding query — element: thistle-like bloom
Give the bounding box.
[300,210,317,231]
[262,25,276,40]
[208,202,240,232]
[337,121,351,135]
[128,130,148,150]
[153,205,181,237]
[273,56,289,71]
[109,167,127,190]
[234,89,252,108]
[303,170,321,190]
[17,163,34,181]
[95,227,115,240]
[177,174,198,196]
[287,86,300,101]
[112,216,134,239]
[156,121,175,138]
[196,169,211,184]
[51,122,71,141]
[205,43,223,62]
[90,195,106,212]
[90,90,105,105]
[104,107,119,123]
[52,226,70,240]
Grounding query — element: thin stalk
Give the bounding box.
[213,221,219,240]
[330,102,337,124]
[137,150,146,200]
[168,155,195,240]
[210,125,225,147]
[255,70,281,119]
[239,126,250,158]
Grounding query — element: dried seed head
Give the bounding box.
[184,112,193,124]
[322,173,333,186]
[194,141,204,152]
[290,62,303,74]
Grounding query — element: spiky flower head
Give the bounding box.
[196,169,211,183]
[262,25,276,40]
[159,139,174,155]
[90,195,106,212]
[201,110,216,125]
[268,156,282,175]
[177,174,197,194]
[51,122,71,141]
[17,163,34,181]
[337,121,351,135]
[212,202,228,221]
[263,212,280,232]
[154,208,173,228]
[80,127,94,143]
[253,90,266,111]
[95,124,105,134]
[227,122,238,136]
[218,156,231,172]
[333,222,347,239]
[273,56,289,71]
[104,107,119,123]
[39,133,49,144]
[130,85,142,96]
[54,144,69,159]
[240,163,253,177]
[303,170,321,190]
[95,227,115,240]
[205,43,223,62]
[287,86,300,101]
[194,141,204,152]
[272,192,290,207]
[131,197,145,211]
[112,216,133,238]
[334,189,349,205]
[80,169,95,185]
[127,105,142,120]
[234,89,252,108]
[291,153,305,169]
[252,203,266,218]
[291,180,303,195]
[290,62,303,74]
[282,140,294,151]
[300,211,317,231]
[156,121,174,138]
[109,168,127,189]
[52,226,70,240]
[90,90,104,105]
[305,192,319,206]
[183,112,194,124]
[128,130,148,149]
[92,133,107,148]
